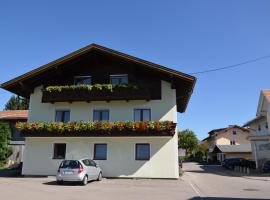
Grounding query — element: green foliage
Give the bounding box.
[194,143,207,162]
[44,84,139,93]
[178,129,199,156]
[0,122,12,167]
[4,95,29,110]
[15,121,175,135]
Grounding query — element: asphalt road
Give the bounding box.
[182,162,270,200]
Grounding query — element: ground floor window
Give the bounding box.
[94,144,107,160]
[136,143,150,160]
[53,143,66,159]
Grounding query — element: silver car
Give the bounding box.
[56,159,102,185]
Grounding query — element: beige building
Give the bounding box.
[244,90,270,169]
[202,125,251,162]
[0,44,196,179]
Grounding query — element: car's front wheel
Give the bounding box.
[97,172,102,181]
[82,175,88,186]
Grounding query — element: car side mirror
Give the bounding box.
[95,164,99,168]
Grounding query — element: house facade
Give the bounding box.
[244,90,270,169]
[202,125,251,162]
[0,110,28,166]
[0,44,196,179]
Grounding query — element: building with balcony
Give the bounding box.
[244,90,270,169]
[0,44,196,178]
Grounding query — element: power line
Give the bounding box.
[190,54,270,75]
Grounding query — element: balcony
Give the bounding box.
[42,84,161,103]
[16,121,176,137]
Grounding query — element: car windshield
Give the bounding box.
[60,160,80,169]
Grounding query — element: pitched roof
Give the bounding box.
[243,116,265,127]
[0,110,28,120]
[208,125,249,136]
[215,144,251,153]
[262,90,270,102]
[0,43,196,113]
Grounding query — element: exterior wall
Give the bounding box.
[23,80,179,178]
[215,128,250,145]
[22,135,179,178]
[28,81,176,123]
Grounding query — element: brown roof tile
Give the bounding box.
[0,110,28,120]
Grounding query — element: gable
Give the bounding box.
[0,44,196,113]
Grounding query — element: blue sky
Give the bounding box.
[1,1,270,140]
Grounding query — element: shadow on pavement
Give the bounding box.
[189,198,267,200]
[185,163,270,179]
[43,180,95,186]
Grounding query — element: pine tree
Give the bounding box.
[0,122,12,166]
[4,95,29,110]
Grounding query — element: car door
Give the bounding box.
[89,159,99,179]
[82,159,94,180]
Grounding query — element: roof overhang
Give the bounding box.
[0,44,196,113]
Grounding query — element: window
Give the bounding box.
[134,109,151,121]
[55,110,70,122]
[74,76,92,85]
[266,123,268,129]
[230,140,236,145]
[94,144,107,160]
[258,124,261,131]
[93,110,109,122]
[233,131,237,135]
[110,74,128,85]
[53,143,66,159]
[136,143,150,160]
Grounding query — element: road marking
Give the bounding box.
[187,178,202,198]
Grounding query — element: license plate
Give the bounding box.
[63,170,73,175]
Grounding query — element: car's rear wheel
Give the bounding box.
[82,175,88,186]
[97,172,102,181]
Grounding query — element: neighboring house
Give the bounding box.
[0,110,28,165]
[244,90,270,169]
[202,125,251,162]
[0,44,196,179]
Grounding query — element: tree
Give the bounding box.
[0,121,12,167]
[4,95,29,110]
[178,129,199,156]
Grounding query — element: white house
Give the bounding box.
[0,44,196,179]
[244,90,270,168]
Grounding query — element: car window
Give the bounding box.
[60,160,79,169]
[82,159,90,166]
[89,160,96,167]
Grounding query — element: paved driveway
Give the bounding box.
[182,162,270,199]
[0,176,199,200]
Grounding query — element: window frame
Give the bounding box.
[53,143,66,159]
[94,144,107,160]
[110,74,128,85]
[55,110,70,122]
[74,76,92,85]
[93,109,110,122]
[135,143,150,161]
[134,108,151,121]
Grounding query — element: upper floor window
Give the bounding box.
[74,76,92,85]
[110,74,128,85]
[55,110,70,122]
[230,140,236,145]
[134,109,151,121]
[93,110,109,122]
[233,131,237,135]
